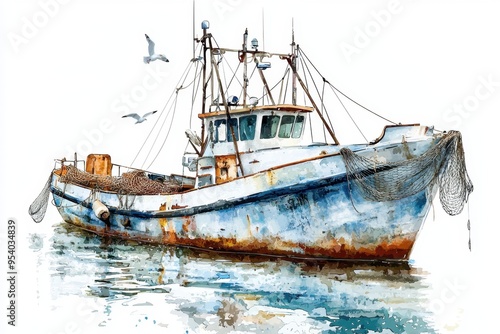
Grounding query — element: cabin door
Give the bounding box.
[215,155,238,184]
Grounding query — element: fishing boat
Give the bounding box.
[29,21,473,261]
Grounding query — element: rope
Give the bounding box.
[190,47,204,129]
[299,54,335,131]
[144,93,179,170]
[330,84,368,143]
[139,58,198,169]
[130,56,199,168]
[298,49,397,125]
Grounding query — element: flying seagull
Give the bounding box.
[122,111,157,124]
[144,34,169,64]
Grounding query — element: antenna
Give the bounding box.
[192,0,196,59]
[262,7,265,51]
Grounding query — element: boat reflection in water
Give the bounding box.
[44,222,437,333]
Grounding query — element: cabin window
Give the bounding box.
[291,115,305,138]
[278,115,295,138]
[227,118,239,142]
[239,115,257,141]
[208,121,214,142]
[214,118,240,142]
[214,120,226,142]
[260,115,280,139]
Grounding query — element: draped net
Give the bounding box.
[29,167,181,223]
[340,130,473,216]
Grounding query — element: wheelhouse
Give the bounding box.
[190,104,313,187]
[199,104,313,155]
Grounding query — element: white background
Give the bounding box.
[1,0,499,332]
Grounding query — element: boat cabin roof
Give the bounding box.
[198,104,313,119]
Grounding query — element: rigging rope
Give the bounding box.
[330,84,368,142]
[297,51,339,143]
[144,93,179,170]
[212,36,245,101]
[190,51,204,129]
[298,49,397,125]
[130,53,200,169]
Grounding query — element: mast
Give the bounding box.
[258,68,275,105]
[242,28,248,107]
[199,20,209,149]
[291,18,297,105]
[208,36,245,177]
[262,8,265,51]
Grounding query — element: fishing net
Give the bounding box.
[58,166,183,195]
[28,166,183,223]
[28,174,53,223]
[340,130,473,216]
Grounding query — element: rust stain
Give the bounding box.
[157,267,164,285]
[182,216,196,234]
[265,170,277,185]
[120,217,131,227]
[60,211,415,260]
[246,215,252,238]
[215,155,238,184]
[234,293,262,301]
[53,166,68,176]
[165,221,176,244]
[161,233,414,260]
[158,202,169,243]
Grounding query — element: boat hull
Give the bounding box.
[51,169,435,261]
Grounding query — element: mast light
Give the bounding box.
[251,38,258,50]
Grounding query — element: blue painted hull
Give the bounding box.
[52,165,434,260]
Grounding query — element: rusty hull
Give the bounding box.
[61,218,415,260]
[55,200,417,261]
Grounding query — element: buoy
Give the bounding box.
[92,200,110,220]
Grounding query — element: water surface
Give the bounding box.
[30,222,441,333]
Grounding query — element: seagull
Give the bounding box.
[144,34,169,64]
[122,111,157,124]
